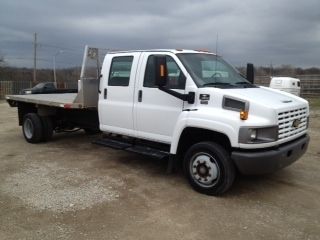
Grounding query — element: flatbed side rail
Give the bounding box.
[5,93,86,109]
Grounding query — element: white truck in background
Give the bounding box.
[6,46,310,195]
[270,77,301,96]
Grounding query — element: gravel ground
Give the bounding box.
[2,161,123,211]
[0,100,319,240]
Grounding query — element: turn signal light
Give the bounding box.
[240,110,248,120]
[160,64,165,77]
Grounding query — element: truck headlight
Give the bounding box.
[239,126,278,144]
[249,129,257,140]
[222,96,250,120]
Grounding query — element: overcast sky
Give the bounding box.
[0,0,319,68]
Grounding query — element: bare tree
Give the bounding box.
[0,54,5,67]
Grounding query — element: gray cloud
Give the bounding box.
[0,0,319,68]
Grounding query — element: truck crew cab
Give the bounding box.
[6,47,310,195]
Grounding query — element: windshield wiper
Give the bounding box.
[202,82,233,87]
[202,81,257,89]
[235,81,251,85]
[234,81,257,88]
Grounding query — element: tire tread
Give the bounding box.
[22,113,43,143]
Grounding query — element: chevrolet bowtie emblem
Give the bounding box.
[292,119,301,128]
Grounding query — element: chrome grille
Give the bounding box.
[278,107,308,140]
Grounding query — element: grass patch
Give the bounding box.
[307,97,320,109]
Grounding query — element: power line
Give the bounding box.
[6,57,81,66]
[0,35,108,68]
[0,39,84,53]
[33,32,37,83]
[38,43,83,52]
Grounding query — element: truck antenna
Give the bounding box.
[214,33,219,77]
[215,33,219,56]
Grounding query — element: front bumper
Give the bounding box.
[231,134,310,175]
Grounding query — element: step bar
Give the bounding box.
[92,136,175,173]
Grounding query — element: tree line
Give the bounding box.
[238,65,320,77]
[0,66,81,84]
[0,60,319,86]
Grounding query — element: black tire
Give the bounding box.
[41,116,53,141]
[22,113,44,143]
[84,128,101,135]
[183,142,236,196]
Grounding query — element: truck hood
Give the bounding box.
[221,86,307,111]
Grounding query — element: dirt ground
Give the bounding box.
[0,100,319,240]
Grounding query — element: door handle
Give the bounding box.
[104,88,107,99]
[138,90,142,102]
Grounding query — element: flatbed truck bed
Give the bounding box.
[5,79,100,136]
[5,47,101,143]
[6,93,84,109]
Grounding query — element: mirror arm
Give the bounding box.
[158,86,195,104]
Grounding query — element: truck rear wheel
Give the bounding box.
[22,113,44,143]
[183,142,235,195]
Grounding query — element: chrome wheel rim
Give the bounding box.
[189,152,220,187]
[24,119,34,139]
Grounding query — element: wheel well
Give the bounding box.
[17,102,37,126]
[176,127,231,159]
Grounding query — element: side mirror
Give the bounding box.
[153,55,195,104]
[154,56,168,87]
[246,63,254,83]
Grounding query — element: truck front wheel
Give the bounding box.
[183,142,236,195]
[22,113,44,143]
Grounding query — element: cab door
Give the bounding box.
[134,52,187,143]
[99,52,142,137]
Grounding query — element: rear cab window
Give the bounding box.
[108,56,133,86]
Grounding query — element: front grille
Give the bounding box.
[278,107,308,140]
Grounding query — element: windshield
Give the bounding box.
[177,53,256,88]
[34,83,45,89]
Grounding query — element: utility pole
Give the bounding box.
[33,32,37,85]
[53,50,64,88]
[270,61,273,78]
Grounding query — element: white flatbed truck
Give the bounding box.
[6,46,310,195]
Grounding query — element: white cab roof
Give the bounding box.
[108,49,217,55]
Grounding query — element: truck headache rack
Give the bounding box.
[6,46,105,109]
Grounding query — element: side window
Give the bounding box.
[45,83,55,89]
[144,55,186,89]
[108,56,133,86]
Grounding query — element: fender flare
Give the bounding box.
[170,118,238,154]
